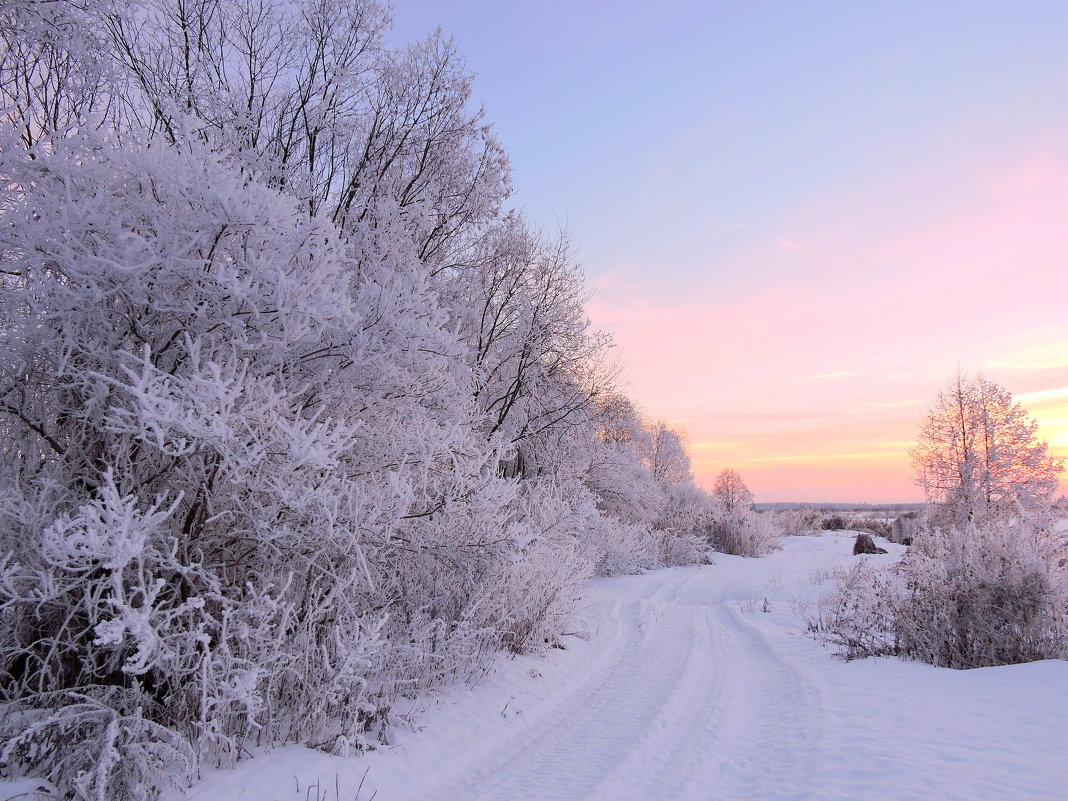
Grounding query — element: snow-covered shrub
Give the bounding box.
[893,521,1067,668]
[805,561,902,660]
[0,689,196,801]
[559,483,658,577]
[820,514,849,531]
[0,131,513,794]
[489,536,592,654]
[437,480,641,656]
[709,509,782,557]
[773,508,824,536]
[0,134,345,782]
[889,511,922,544]
[588,518,660,576]
[816,519,1068,667]
[651,482,712,566]
[658,529,712,567]
[478,523,592,654]
[656,481,712,533]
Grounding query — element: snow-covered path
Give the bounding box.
[158,532,1068,801]
[412,572,817,801]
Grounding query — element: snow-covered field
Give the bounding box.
[11,532,1067,801]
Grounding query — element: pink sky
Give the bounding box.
[587,145,1068,502]
[389,1,1068,502]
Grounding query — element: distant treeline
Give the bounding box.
[755,502,925,513]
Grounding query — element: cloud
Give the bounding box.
[1017,386,1068,404]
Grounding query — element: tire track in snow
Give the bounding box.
[406,567,821,801]
[696,603,821,801]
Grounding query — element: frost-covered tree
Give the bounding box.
[0,3,716,798]
[706,469,779,556]
[0,128,525,794]
[819,374,1067,668]
[0,0,115,148]
[583,395,664,526]
[912,371,1063,526]
[441,216,612,468]
[712,467,754,512]
[813,371,1068,670]
[643,421,691,489]
[102,0,509,256]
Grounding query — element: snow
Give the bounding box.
[13,532,1064,801]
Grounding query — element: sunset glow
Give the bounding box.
[391,0,1068,502]
[585,146,1068,501]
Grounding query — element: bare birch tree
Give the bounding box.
[912,370,1063,525]
[712,467,754,512]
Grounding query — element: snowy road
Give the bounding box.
[163,532,1068,801]
[412,572,817,801]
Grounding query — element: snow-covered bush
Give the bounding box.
[806,561,901,660]
[0,131,524,795]
[475,484,595,651]
[654,482,715,565]
[709,509,782,557]
[658,529,712,567]
[0,689,196,801]
[550,481,658,577]
[894,521,1067,668]
[0,134,370,789]
[772,508,824,536]
[889,511,922,544]
[585,517,660,576]
[816,520,1068,668]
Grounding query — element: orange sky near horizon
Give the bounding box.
[681,389,1068,504]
